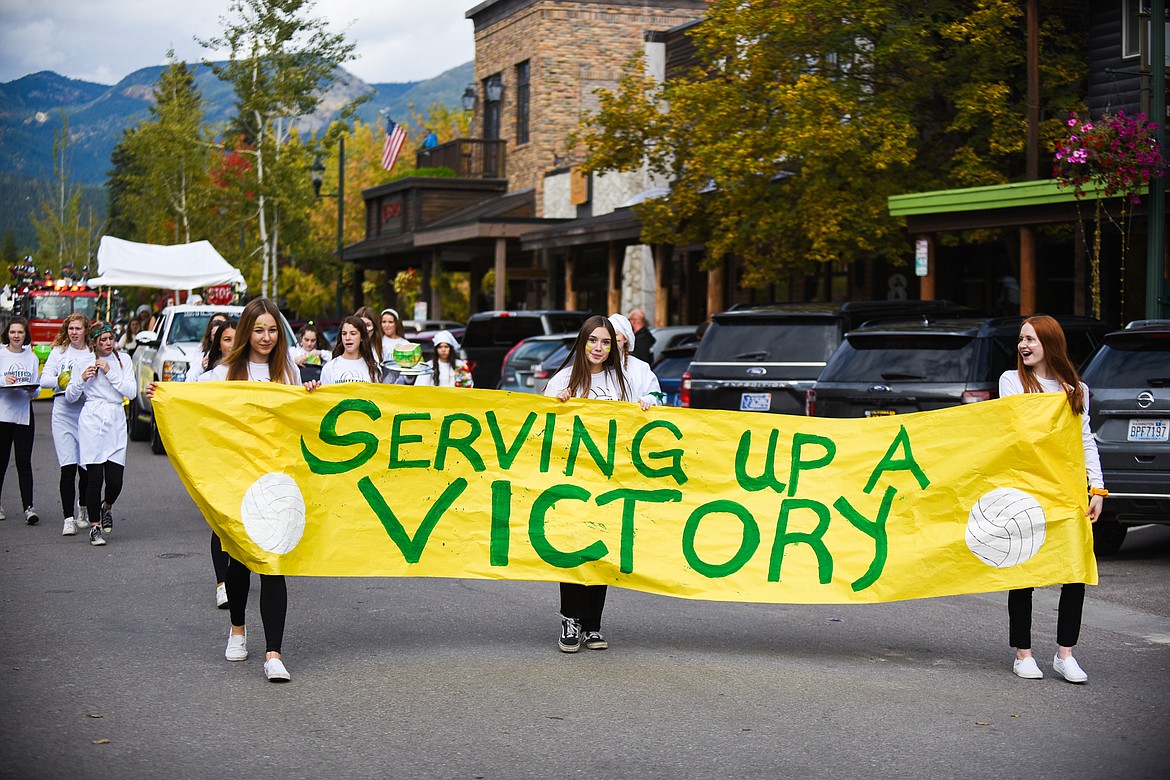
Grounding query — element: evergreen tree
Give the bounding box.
[31,113,102,274]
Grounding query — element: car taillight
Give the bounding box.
[680,371,692,407]
[961,390,991,403]
[533,364,550,380]
[805,389,816,416]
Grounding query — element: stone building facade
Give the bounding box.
[466,0,709,216]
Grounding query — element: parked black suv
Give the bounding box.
[809,315,1113,418]
[684,301,968,414]
[1080,320,1170,555]
[460,310,589,389]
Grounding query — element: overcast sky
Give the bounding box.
[0,0,476,85]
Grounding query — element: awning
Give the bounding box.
[89,236,247,290]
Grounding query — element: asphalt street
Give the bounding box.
[2,401,1168,780]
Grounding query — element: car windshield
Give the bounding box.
[698,318,840,362]
[1082,338,1170,388]
[168,312,218,344]
[509,338,570,366]
[822,335,977,383]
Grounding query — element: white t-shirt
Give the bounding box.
[999,370,1103,489]
[0,346,39,425]
[209,361,302,384]
[319,356,378,385]
[544,366,631,402]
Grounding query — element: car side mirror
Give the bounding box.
[136,331,158,346]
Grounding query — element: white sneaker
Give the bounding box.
[77,506,88,526]
[225,630,247,661]
[73,517,90,533]
[216,583,229,609]
[0,506,5,521]
[1012,656,1043,679]
[1053,654,1088,683]
[62,516,77,536]
[264,657,291,682]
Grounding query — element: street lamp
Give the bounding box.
[311,135,345,319]
[461,83,477,112]
[485,74,503,103]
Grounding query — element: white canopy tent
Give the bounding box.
[89,236,247,291]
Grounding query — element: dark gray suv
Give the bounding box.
[809,315,1113,418]
[1080,320,1170,555]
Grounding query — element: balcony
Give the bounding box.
[416,139,507,180]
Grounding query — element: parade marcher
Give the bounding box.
[414,330,473,388]
[355,306,383,364]
[543,315,653,653]
[196,319,236,608]
[307,316,381,387]
[608,313,663,407]
[291,323,332,368]
[0,317,41,525]
[379,308,412,360]
[184,312,231,383]
[39,313,93,535]
[197,298,300,682]
[117,317,143,357]
[999,314,1104,684]
[65,321,137,546]
[627,308,655,364]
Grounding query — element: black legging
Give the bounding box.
[211,533,229,584]
[224,556,287,654]
[1008,583,1086,649]
[85,461,124,523]
[60,464,89,518]
[0,412,36,510]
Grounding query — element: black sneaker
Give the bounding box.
[582,630,608,650]
[24,507,39,525]
[101,507,113,536]
[558,618,581,653]
[89,525,106,546]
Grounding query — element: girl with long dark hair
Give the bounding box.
[310,316,381,386]
[0,317,41,524]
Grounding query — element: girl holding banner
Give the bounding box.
[40,313,92,535]
[999,314,1104,684]
[545,315,653,653]
[0,316,41,525]
[208,298,300,682]
[65,321,137,546]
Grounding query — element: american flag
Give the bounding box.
[381,119,408,172]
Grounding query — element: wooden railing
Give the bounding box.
[415,139,507,179]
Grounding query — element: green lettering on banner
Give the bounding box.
[596,488,683,573]
[435,413,486,472]
[358,476,467,563]
[835,485,896,592]
[300,399,381,475]
[768,499,833,584]
[864,425,930,494]
[486,411,537,470]
[528,484,607,568]
[681,500,761,578]
[566,416,616,478]
[539,413,556,473]
[734,429,787,493]
[388,412,432,470]
[631,420,688,485]
[787,432,836,497]
[490,480,511,566]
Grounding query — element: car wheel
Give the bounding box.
[1092,517,1126,556]
[150,416,166,455]
[127,397,151,441]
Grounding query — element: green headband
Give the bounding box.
[90,323,114,340]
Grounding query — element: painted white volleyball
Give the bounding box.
[965,488,1047,568]
[239,473,306,555]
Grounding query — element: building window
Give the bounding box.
[1122,0,1143,59]
[515,61,530,145]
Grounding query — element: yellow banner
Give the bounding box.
[153,384,1096,603]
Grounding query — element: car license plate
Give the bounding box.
[740,392,772,412]
[525,376,534,386]
[1127,418,1169,442]
[866,409,896,417]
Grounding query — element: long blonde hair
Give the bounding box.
[224,298,296,383]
